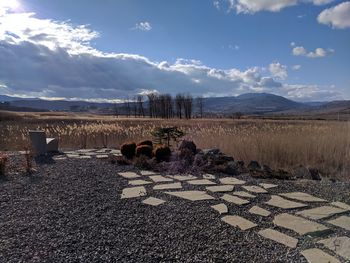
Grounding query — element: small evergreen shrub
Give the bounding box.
[121,142,136,159]
[135,145,153,158]
[153,145,171,162]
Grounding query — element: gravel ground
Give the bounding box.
[0,155,349,263]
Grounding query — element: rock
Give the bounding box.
[223,161,239,175]
[248,161,261,171]
[202,148,221,155]
[309,168,322,180]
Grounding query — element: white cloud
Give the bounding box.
[292,65,302,70]
[0,9,343,102]
[269,62,288,80]
[134,21,152,31]
[318,1,350,29]
[213,0,220,10]
[222,0,334,14]
[292,45,334,58]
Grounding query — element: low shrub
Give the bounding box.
[153,145,171,162]
[178,140,197,154]
[0,153,8,177]
[137,140,153,148]
[135,145,153,158]
[121,142,136,159]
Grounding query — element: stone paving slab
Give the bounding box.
[301,248,340,263]
[274,213,331,236]
[167,175,198,181]
[258,228,298,248]
[242,185,268,194]
[219,177,246,185]
[66,154,81,158]
[187,179,216,185]
[165,191,215,201]
[296,206,347,220]
[140,170,157,176]
[96,155,109,159]
[118,172,140,179]
[221,194,250,205]
[327,216,350,231]
[259,183,278,189]
[232,191,256,198]
[121,186,147,199]
[206,185,234,193]
[129,179,153,186]
[221,215,257,230]
[331,201,350,211]
[142,197,166,206]
[149,175,174,183]
[203,173,216,180]
[249,206,271,217]
[318,236,350,260]
[211,203,228,215]
[76,149,96,153]
[279,192,326,202]
[153,183,182,190]
[266,195,308,209]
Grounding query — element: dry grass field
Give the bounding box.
[1,111,349,180]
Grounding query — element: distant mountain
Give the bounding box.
[203,93,306,114]
[1,92,349,115]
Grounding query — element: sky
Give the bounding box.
[0,0,349,102]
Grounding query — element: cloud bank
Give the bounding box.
[318,1,350,29]
[0,9,342,102]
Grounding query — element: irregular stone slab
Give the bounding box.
[221,215,257,230]
[249,206,271,217]
[296,206,347,220]
[211,203,228,214]
[232,191,256,198]
[331,201,350,211]
[206,185,234,193]
[119,172,140,179]
[140,170,157,176]
[259,228,298,248]
[327,216,350,231]
[77,149,95,153]
[221,194,250,205]
[279,192,326,202]
[66,154,81,158]
[96,154,109,159]
[242,185,268,194]
[142,197,165,206]
[301,248,340,263]
[53,156,67,160]
[77,155,92,159]
[121,186,147,199]
[266,195,308,209]
[149,175,173,183]
[219,177,246,185]
[129,179,152,186]
[274,213,331,236]
[153,182,182,190]
[259,183,278,189]
[203,173,216,180]
[165,191,215,201]
[167,175,197,181]
[318,236,350,260]
[187,179,216,185]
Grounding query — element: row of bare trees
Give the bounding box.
[117,93,203,119]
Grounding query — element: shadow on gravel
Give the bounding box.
[34,154,56,165]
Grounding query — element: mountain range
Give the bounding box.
[1,93,349,115]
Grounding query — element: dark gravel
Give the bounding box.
[0,155,349,263]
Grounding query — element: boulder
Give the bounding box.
[178,140,197,155]
[248,161,261,171]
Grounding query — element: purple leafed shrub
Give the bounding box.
[121,142,136,159]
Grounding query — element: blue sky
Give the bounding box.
[0,0,349,101]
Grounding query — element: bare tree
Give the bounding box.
[196,96,204,118]
[137,95,145,117]
[183,94,193,119]
[175,94,184,119]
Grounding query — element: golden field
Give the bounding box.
[0,111,349,180]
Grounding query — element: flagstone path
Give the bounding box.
[117,170,350,262]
